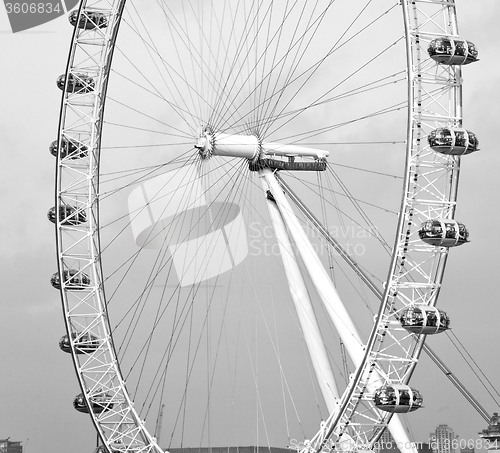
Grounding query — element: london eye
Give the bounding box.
[50,1,479,452]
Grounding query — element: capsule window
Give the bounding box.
[455,41,467,57]
[445,224,456,239]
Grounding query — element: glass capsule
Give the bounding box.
[69,10,108,29]
[428,37,478,65]
[400,306,450,334]
[56,73,95,94]
[47,205,87,226]
[73,391,113,414]
[428,128,479,156]
[59,332,101,354]
[49,137,88,159]
[373,385,423,413]
[51,269,91,290]
[419,219,469,247]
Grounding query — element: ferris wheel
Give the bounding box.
[50,1,480,453]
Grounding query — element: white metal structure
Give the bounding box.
[52,2,476,453]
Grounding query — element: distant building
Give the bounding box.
[420,443,434,453]
[0,438,23,453]
[479,412,500,452]
[375,429,431,453]
[430,425,458,453]
[376,429,399,453]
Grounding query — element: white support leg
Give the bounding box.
[260,169,363,362]
[259,168,417,453]
[262,180,339,413]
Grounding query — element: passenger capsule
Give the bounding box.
[69,10,108,29]
[51,269,91,290]
[47,205,87,225]
[56,73,95,93]
[418,219,469,247]
[59,332,100,354]
[400,306,450,335]
[428,128,479,156]
[73,391,113,414]
[49,137,88,159]
[428,37,478,65]
[373,384,423,413]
